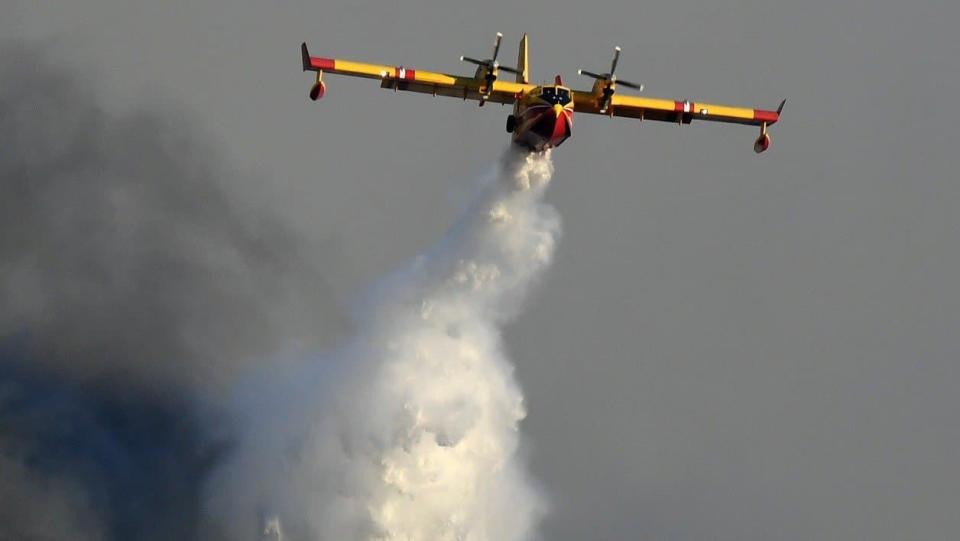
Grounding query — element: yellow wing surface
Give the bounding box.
[573,90,783,127]
[301,43,533,105]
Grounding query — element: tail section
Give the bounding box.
[516,33,529,84]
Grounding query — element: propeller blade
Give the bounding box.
[498,65,520,74]
[578,69,605,80]
[492,32,503,62]
[610,46,621,76]
[617,79,644,91]
[461,56,486,66]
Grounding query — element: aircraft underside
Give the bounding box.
[512,106,573,152]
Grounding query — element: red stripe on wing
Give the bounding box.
[754,109,779,124]
[310,57,336,70]
[393,67,416,80]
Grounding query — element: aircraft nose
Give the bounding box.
[553,104,564,117]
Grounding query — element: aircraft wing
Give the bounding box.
[302,43,533,105]
[573,91,782,127]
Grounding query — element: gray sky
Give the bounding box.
[5,0,960,539]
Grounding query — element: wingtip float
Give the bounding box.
[300,36,783,154]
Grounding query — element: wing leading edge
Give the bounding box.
[574,90,782,127]
[301,42,533,105]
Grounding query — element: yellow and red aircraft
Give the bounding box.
[301,33,784,153]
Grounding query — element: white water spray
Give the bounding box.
[204,149,559,541]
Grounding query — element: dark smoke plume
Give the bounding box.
[0,40,345,540]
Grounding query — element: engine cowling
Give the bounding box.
[309,80,326,101]
[754,132,771,154]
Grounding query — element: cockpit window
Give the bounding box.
[540,86,571,105]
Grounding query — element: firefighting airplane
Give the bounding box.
[301,33,784,153]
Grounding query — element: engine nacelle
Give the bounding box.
[309,80,326,101]
[754,132,771,154]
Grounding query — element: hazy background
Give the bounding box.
[3,0,958,539]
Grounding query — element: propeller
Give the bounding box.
[460,32,521,93]
[459,33,522,105]
[578,46,643,113]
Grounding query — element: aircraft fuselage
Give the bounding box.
[511,85,574,151]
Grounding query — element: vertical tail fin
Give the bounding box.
[516,33,529,84]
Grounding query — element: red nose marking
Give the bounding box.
[550,111,571,143]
